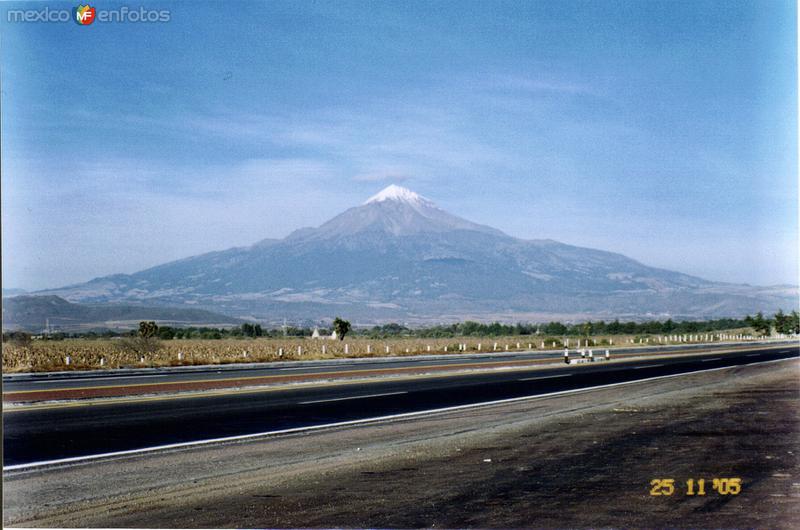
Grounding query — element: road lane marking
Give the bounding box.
[746,354,761,357]
[299,391,407,405]
[633,364,664,369]
[701,358,722,362]
[518,374,572,381]
[4,356,796,472]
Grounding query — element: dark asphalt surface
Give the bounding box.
[0,342,781,392]
[3,344,797,467]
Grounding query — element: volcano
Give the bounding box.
[30,185,797,323]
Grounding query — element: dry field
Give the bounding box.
[1,332,748,373]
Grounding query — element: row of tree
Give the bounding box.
[6,311,797,343]
[756,310,799,335]
[361,313,800,338]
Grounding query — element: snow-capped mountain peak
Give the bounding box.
[364,184,429,205]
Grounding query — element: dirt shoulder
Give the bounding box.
[4,359,799,528]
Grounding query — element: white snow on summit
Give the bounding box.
[364,184,430,205]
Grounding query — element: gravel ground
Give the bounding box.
[4,359,798,528]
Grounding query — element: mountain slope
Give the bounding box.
[2,295,243,332]
[33,185,798,322]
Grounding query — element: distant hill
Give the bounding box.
[32,185,798,324]
[2,295,243,332]
[2,288,28,297]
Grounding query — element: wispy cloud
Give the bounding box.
[351,171,411,183]
[487,74,603,97]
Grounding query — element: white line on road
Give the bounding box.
[518,374,572,382]
[746,354,761,357]
[633,364,664,369]
[299,391,407,405]
[701,358,722,362]
[4,356,796,472]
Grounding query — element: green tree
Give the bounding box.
[751,312,771,335]
[774,310,788,334]
[333,317,351,341]
[157,326,175,340]
[543,322,567,335]
[139,321,159,338]
[5,331,32,348]
[118,321,162,355]
[240,323,264,338]
[789,310,800,334]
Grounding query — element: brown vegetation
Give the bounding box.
[1,332,753,373]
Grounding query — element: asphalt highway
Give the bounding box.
[3,343,797,468]
[1,341,782,393]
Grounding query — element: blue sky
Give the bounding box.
[2,0,797,290]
